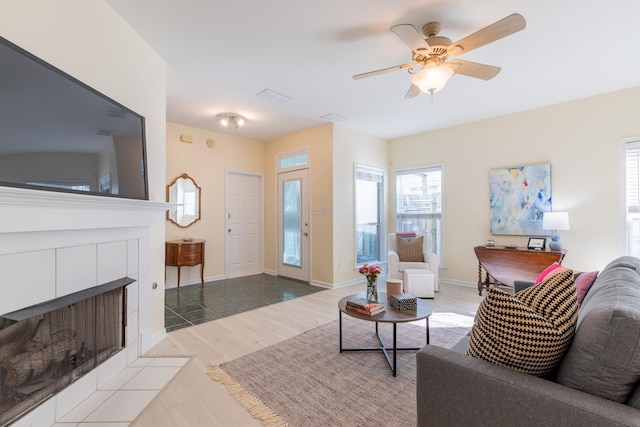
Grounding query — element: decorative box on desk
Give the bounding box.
[474,245,566,296]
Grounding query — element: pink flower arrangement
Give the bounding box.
[358,264,382,282]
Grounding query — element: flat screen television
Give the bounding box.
[0,36,148,200]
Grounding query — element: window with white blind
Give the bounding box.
[355,165,384,264]
[625,139,640,256]
[395,166,443,265]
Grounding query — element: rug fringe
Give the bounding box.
[208,364,288,427]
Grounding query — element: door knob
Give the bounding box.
[228,229,231,233]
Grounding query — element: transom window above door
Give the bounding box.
[278,150,308,171]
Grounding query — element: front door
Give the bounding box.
[277,169,310,282]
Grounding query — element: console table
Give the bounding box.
[166,239,205,287]
[474,246,566,295]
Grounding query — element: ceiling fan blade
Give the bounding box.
[352,62,416,80]
[404,84,421,99]
[391,24,432,53]
[447,13,526,56]
[447,60,501,80]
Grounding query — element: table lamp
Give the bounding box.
[542,212,570,251]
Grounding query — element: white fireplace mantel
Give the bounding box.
[0,186,169,235]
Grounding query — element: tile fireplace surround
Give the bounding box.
[0,186,167,426]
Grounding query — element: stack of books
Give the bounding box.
[345,297,386,316]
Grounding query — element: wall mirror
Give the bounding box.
[167,173,201,228]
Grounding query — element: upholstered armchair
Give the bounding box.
[387,233,439,291]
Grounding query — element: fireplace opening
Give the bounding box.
[0,280,131,426]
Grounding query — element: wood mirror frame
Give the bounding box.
[167,173,201,228]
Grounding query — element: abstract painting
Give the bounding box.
[489,164,551,235]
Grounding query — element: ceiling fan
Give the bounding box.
[353,13,526,98]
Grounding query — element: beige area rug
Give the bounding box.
[209,313,473,427]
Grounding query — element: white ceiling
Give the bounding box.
[105,0,640,142]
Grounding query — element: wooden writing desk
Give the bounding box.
[166,239,205,287]
[474,246,566,295]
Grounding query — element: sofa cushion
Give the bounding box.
[574,270,598,307]
[451,334,471,354]
[467,270,577,376]
[627,384,640,410]
[556,261,640,403]
[396,235,423,262]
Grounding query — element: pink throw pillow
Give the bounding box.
[575,271,598,307]
[396,231,417,238]
[544,266,571,282]
[535,263,561,284]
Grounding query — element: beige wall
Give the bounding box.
[2,0,167,334]
[165,122,265,285]
[390,86,640,284]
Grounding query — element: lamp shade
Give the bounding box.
[542,212,570,231]
[411,65,454,94]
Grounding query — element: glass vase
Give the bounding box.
[366,277,378,301]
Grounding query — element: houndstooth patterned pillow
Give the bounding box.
[467,270,577,376]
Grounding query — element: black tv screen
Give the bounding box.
[0,36,148,200]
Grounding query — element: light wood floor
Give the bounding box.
[132,282,484,426]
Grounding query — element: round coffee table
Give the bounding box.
[338,292,433,376]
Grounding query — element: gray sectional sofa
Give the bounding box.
[416,256,640,426]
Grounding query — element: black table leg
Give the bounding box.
[392,323,397,377]
[426,317,430,344]
[339,310,343,352]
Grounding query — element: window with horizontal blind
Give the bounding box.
[395,165,443,266]
[355,165,384,264]
[625,139,640,256]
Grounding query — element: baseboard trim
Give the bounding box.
[440,278,477,289]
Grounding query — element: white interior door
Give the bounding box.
[277,169,310,282]
[227,172,262,278]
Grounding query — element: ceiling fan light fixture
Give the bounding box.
[216,113,246,129]
[411,65,454,94]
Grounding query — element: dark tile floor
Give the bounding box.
[165,274,324,332]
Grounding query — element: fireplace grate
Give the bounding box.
[0,283,128,426]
